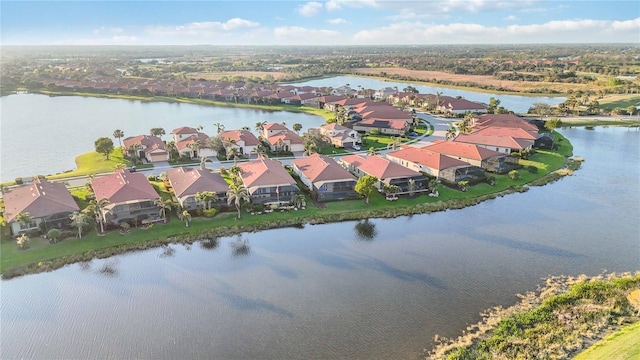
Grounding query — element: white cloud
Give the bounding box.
[352,18,640,44]
[273,26,341,45]
[145,18,260,37]
[93,26,124,35]
[297,2,323,17]
[327,18,350,25]
[503,15,518,21]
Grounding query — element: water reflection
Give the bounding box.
[199,238,220,250]
[97,259,119,278]
[159,245,176,258]
[354,219,378,241]
[230,235,251,257]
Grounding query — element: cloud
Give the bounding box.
[386,0,537,20]
[352,18,640,44]
[273,26,341,45]
[93,27,124,35]
[503,15,518,21]
[145,18,260,37]
[327,18,350,25]
[297,2,323,17]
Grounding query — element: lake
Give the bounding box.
[289,75,565,114]
[1,126,638,359]
[0,94,325,182]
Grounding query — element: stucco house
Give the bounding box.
[218,129,260,155]
[91,169,161,226]
[262,123,305,153]
[237,157,300,205]
[422,140,512,172]
[123,134,169,163]
[291,153,358,201]
[352,118,410,135]
[4,178,80,235]
[338,154,428,193]
[318,123,361,148]
[438,96,487,115]
[385,146,484,183]
[166,166,229,211]
[172,127,216,159]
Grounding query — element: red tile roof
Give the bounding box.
[91,169,160,204]
[474,114,539,132]
[238,157,297,189]
[267,130,304,145]
[172,126,198,135]
[292,154,356,185]
[176,133,209,151]
[454,133,533,150]
[422,140,504,160]
[166,167,229,198]
[355,118,409,130]
[340,154,421,180]
[386,147,470,170]
[4,178,80,223]
[122,135,166,154]
[219,130,260,146]
[263,123,288,131]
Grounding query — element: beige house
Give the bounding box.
[262,123,304,153]
[172,127,216,159]
[318,123,361,148]
[91,169,161,226]
[219,129,260,155]
[338,154,428,193]
[4,178,80,235]
[166,166,229,210]
[237,157,300,204]
[123,135,169,163]
[291,153,357,201]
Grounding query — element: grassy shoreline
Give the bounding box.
[1,135,578,279]
[425,272,640,360]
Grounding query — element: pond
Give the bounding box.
[1,127,638,359]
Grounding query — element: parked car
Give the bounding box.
[353,144,361,151]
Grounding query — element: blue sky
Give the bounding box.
[1,1,638,45]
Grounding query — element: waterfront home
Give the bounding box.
[317,123,361,148]
[291,154,358,201]
[352,118,411,135]
[338,154,428,193]
[423,140,514,173]
[218,129,260,156]
[386,147,485,183]
[237,157,300,205]
[166,167,228,211]
[171,126,215,159]
[91,169,161,226]
[122,134,169,163]
[374,87,397,100]
[438,96,487,115]
[4,178,80,235]
[262,123,305,153]
[454,131,534,155]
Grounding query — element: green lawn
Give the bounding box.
[46,148,133,180]
[597,94,640,112]
[573,322,640,360]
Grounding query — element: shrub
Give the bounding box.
[202,208,217,218]
[508,170,520,180]
[15,177,23,185]
[252,204,265,213]
[527,165,538,174]
[47,228,62,243]
[219,167,227,175]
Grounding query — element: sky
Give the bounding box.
[1,0,639,46]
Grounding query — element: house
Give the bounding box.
[374,87,397,100]
[262,123,304,153]
[318,123,361,148]
[171,127,215,159]
[338,154,428,193]
[291,153,358,201]
[91,169,161,226]
[386,146,485,183]
[237,157,301,205]
[218,129,260,156]
[122,134,169,163]
[438,96,487,115]
[352,118,411,135]
[454,132,534,155]
[4,178,80,235]
[166,167,229,211]
[423,140,513,172]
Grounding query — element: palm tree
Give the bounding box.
[292,194,306,209]
[199,156,210,170]
[255,121,267,134]
[388,137,402,151]
[126,144,142,160]
[69,211,90,239]
[303,142,317,156]
[15,212,34,233]
[228,165,243,183]
[407,178,416,196]
[227,182,251,219]
[196,191,218,210]
[84,198,110,233]
[214,122,225,134]
[293,123,303,134]
[155,198,174,221]
[434,91,442,113]
[187,140,201,158]
[275,138,285,156]
[445,127,457,141]
[179,210,192,227]
[367,147,378,157]
[113,129,124,148]
[226,146,240,164]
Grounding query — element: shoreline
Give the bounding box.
[1,155,582,280]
